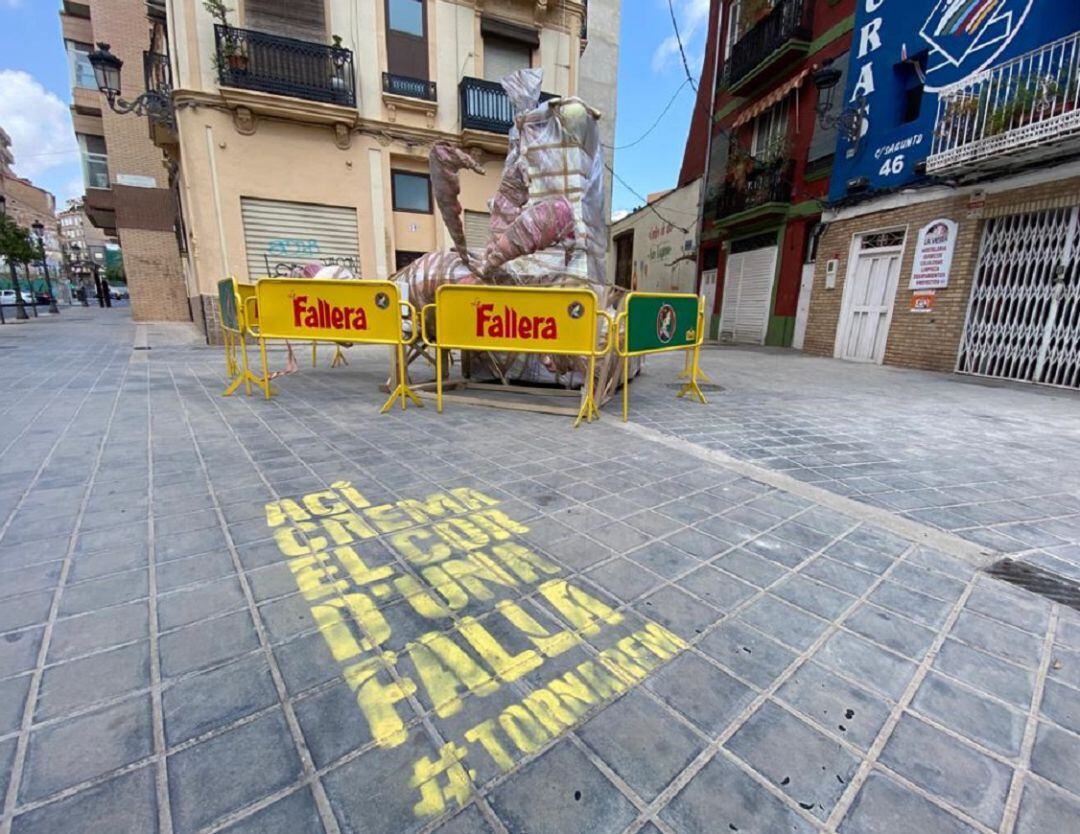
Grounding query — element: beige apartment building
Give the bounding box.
[144,0,617,340]
[60,0,190,322]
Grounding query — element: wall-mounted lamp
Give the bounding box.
[88,43,174,127]
[846,176,870,194]
[811,59,867,146]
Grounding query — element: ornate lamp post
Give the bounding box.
[811,59,868,150]
[31,221,60,314]
[88,43,174,126]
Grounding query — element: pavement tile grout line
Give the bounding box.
[145,361,174,834]
[999,605,1060,833]
[0,350,133,833]
[616,419,997,569]
[822,578,980,830]
[164,363,346,834]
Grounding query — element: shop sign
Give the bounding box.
[909,218,957,289]
[911,289,936,313]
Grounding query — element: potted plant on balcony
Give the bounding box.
[204,0,248,73]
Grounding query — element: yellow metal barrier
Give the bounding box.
[248,278,420,412]
[615,292,708,421]
[421,284,612,427]
[219,277,272,398]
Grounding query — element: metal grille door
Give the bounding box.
[958,206,1080,389]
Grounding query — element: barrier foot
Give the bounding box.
[331,346,349,367]
[222,375,244,397]
[379,383,422,413]
[677,378,708,404]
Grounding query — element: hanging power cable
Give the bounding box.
[667,0,698,93]
[605,78,690,151]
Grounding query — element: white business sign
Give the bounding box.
[909,218,957,290]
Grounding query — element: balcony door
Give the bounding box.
[386,0,428,81]
[245,0,326,41]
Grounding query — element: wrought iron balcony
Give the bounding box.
[459,76,555,134]
[214,25,355,107]
[716,158,793,224]
[382,72,436,102]
[928,30,1080,174]
[144,50,171,98]
[727,0,813,91]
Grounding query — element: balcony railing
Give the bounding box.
[727,0,812,88]
[928,30,1080,173]
[382,72,437,102]
[144,50,171,97]
[459,76,556,134]
[716,159,793,221]
[214,25,355,107]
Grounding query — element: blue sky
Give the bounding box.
[0,0,708,216]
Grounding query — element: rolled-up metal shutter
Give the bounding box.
[464,210,490,251]
[240,197,360,279]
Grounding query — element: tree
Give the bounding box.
[105,262,126,285]
[0,214,35,318]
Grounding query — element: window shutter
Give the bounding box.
[245,0,326,42]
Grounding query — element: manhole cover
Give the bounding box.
[985,558,1080,612]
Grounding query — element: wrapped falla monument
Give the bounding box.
[396,67,630,395]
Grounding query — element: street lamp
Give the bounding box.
[811,59,868,148]
[30,220,60,314]
[88,43,174,126]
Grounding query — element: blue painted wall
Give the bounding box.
[830,1,1080,201]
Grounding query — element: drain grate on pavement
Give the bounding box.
[985,558,1080,612]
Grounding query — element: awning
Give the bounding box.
[732,69,810,128]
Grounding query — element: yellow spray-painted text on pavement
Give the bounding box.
[264,481,687,819]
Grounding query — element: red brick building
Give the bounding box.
[687,0,854,346]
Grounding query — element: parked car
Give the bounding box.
[109,284,129,300]
[34,291,52,305]
[0,289,34,305]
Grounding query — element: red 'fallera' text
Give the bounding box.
[475,303,557,340]
[292,295,368,330]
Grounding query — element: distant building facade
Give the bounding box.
[691,0,855,345]
[609,181,702,295]
[59,0,190,322]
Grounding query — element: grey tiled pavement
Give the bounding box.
[0,309,1077,834]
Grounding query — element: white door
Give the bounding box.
[835,235,904,363]
[719,246,778,344]
[792,262,815,350]
[700,268,718,341]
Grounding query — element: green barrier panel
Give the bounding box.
[625,293,700,355]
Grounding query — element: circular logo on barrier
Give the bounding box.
[656,303,676,344]
[568,301,584,319]
[375,292,390,309]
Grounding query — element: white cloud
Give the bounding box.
[651,0,711,75]
[0,70,79,185]
[611,209,631,223]
[0,0,25,8]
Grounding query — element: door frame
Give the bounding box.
[833,226,908,364]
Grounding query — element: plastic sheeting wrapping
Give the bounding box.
[395,68,634,397]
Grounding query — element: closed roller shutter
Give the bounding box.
[719,245,777,344]
[241,197,360,279]
[464,210,491,251]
